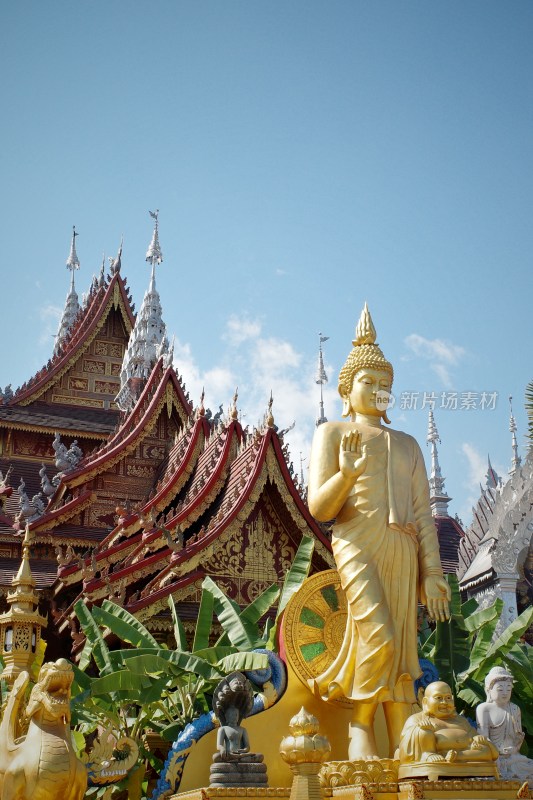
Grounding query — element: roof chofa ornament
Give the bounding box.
[109,235,123,275]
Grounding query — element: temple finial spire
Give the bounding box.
[146,210,163,275]
[315,333,329,427]
[66,225,80,271]
[426,409,452,516]
[54,227,81,354]
[509,396,521,475]
[115,215,168,412]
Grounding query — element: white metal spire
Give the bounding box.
[315,333,329,427]
[146,209,163,268]
[115,213,169,412]
[66,225,80,271]
[509,395,522,475]
[426,409,452,516]
[54,227,81,354]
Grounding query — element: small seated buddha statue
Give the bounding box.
[398,681,499,780]
[209,672,268,787]
[476,666,533,787]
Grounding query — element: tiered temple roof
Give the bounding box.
[0,218,334,655]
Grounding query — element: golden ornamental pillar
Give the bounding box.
[0,524,47,683]
[280,707,331,800]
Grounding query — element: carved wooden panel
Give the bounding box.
[202,494,297,605]
[10,431,54,459]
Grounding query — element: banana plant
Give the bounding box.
[71,534,315,797]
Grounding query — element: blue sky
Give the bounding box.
[1,2,532,524]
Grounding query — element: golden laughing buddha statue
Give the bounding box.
[398,681,499,779]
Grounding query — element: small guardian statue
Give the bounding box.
[209,672,268,787]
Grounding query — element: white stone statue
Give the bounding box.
[476,666,533,787]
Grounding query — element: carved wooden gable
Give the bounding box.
[41,309,130,410]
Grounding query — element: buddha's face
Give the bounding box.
[346,368,392,417]
[423,682,456,719]
[489,678,512,703]
[225,706,240,727]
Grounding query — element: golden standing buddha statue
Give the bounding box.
[308,304,451,760]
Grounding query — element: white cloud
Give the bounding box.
[458,442,488,523]
[39,304,62,347]
[252,337,301,376]
[224,315,262,346]
[405,334,465,365]
[404,333,466,388]
[431,363,453,389]
[171,316,339,486]
[172,339,235,409]
[462,442,486,488]
[275,268,287,276]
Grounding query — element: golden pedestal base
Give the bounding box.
[398,764,499,782]
[171,789,291,800]
[398,779,525,800]
[169,780,529,800]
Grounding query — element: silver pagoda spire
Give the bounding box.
[508,395,522,476]
[54,227,81,355]
[115,212,169,412]
[426,409,452,516]
[66,225,80,271]
[146,210,163,268]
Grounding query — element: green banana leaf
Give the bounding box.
[168,594,188,651]
[108,649,223,680]
[267,534,314,649]
[277,535,314,617]
[469,605,533,683]
[192,588,214,651]
[74,600,113,675]
[92,600,159,649]
[90,669,153,697]
[216,650,269,674]
[238,583,280,628]
[461,599,503,675]
[203,576,257,650]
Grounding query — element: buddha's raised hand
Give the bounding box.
[339,429,367,481]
